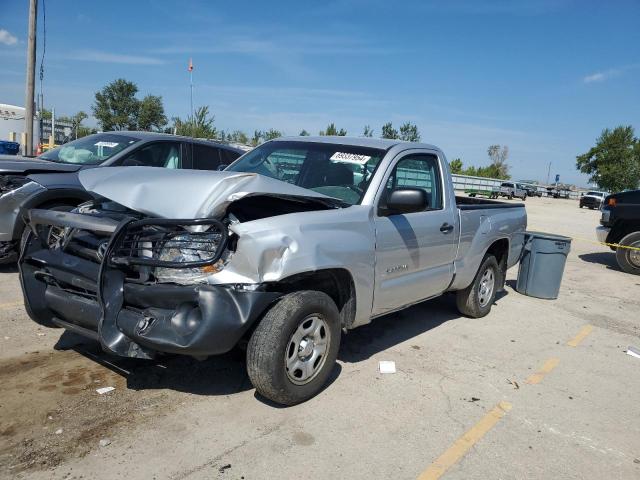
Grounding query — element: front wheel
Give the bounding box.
[456,255,501,318]
[615,232,640,275]
[247,291,341,405]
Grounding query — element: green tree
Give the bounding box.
[138,95,167,131]
[576,126,640,192]
[251,130,263,146]
[486,145,510,179]
[399,122,421,142]
[92,78,140,131]
[299,129,310,136]
[381,122,399,139]
[263,128,284,141]
[228,130,249,144]
[320,123,346,136]
[172,105,216,138]
[449,158,464,174]
[363,125,373,137]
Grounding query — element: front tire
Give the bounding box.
[456,255,501,318]
[615,232,640,275]
[247,291,341,405]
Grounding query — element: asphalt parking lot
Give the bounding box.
[1,196,639,480]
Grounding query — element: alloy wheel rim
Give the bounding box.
[285,315,330,385]
[478,267,495,307]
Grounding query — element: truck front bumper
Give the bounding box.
[20,224,280,359]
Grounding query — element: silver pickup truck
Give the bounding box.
[20,137,526,405]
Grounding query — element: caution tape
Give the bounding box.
[568,235,640,252]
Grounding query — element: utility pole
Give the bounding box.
[24,0,38,156]
[546,161,551,185]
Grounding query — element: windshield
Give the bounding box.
[586,191,603,197]
[501,182,513,187]
[227,141,385,205]
[39,133,139,165]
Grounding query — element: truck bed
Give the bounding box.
[456,195,525,210]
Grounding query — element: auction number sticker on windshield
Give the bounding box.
[94,141,119,148]
[330,152,371,165]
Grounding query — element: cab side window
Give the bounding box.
[122,142,181,168]
[379,154,442,214]
[191,144,223,170]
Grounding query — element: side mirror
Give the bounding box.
[386,188,428,214]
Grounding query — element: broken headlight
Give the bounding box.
[110,218,228,285]
[154,232,226,284]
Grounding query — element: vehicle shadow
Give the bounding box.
[338,291,509,363]
[54,331,252,397]
[50,288,510,401]
[0,263,19,274]
[578,252,620,271]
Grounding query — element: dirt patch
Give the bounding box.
[0,348,171,475]
[0,343,250,476]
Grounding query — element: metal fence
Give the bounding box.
[451,173,581,199]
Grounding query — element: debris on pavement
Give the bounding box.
[507,379,520,389]
[625,346,640,359]
[99,438,112,447]
[55,428,63,435]
[219,464,232,473]
[96,386,116,395]
[378,361,396,374]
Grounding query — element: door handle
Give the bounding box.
[440,223,454,233]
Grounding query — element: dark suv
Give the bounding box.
[596,189,640,275]
[0,132,244,263]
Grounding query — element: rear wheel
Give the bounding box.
[456,255,501,318]
[247,291,341,405]
[615,232,640,275]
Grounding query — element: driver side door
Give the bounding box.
[372,152,457,316]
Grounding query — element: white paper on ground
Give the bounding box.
[96,386,115,395]
[379,361,396,374]
[626,347,640,359]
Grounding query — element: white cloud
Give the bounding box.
[0,29,18,46]
[583,70,617,84]
[66,50,165,65]
[583,64,639,84]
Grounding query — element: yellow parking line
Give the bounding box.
[567,325,593,347]
[0,301,24,310]
[417,401,512,480]
[525,358,560,385]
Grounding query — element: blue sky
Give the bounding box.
[1,0,639,185]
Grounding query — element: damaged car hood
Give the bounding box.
[79,166,345,219]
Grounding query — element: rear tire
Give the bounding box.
[615,232,640,275]
[247,291,341,405]
[456,255,501,318]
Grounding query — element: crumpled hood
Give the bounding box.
[79,166,342,219]
[0,156,83,175]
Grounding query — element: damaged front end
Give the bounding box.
[19,202,280,359]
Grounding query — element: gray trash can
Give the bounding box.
[516,232,572,299]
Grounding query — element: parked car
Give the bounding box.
[579,191,606,209]
[498,181,527,200]
[596,189,640,275]
[0,132,243,263]
[521,183,542,198]
[20,137,527,405]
